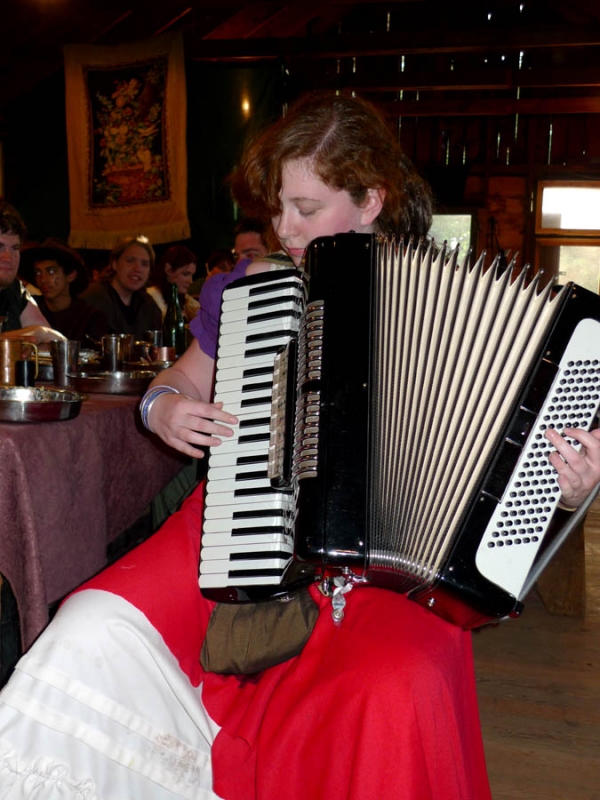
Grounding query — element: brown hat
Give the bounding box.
[19,238,89,296]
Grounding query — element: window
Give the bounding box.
[535,182,600,293]
[429,212,476,253]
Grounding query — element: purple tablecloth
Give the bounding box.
[0,392,187,649]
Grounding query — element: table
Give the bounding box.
[0,392,188,651]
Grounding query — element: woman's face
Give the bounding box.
[272,158,382,267]
[111,244,151,294]
[166,262,196,295]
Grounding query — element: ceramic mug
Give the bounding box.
[0,340,38,385]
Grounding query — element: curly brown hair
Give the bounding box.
[0,201,26,239]
[230,91,432,240]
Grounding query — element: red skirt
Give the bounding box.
[77,482,491,800]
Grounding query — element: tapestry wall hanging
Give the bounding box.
[64,32,190,249]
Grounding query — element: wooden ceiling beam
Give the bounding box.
[189,24,600,61]
[245,0,337,39]
[202,4,284,39]
[298,65,600,92]
[379,96,600,117]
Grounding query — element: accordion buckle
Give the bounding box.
[321,569,370,624]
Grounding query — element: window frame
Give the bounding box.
[534,181,600,287]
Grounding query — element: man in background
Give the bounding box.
[0,201,64,343]
[232,217,269,263]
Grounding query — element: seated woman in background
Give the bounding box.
[19,238,108,343]
[81,235,161,338]
[147,244,199,323]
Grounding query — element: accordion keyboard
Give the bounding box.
[199,271,306,591]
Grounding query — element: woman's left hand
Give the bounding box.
[545,427,600,509]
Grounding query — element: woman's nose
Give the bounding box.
[274,210,293,240]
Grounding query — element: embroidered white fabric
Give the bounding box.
[0,590,222,799]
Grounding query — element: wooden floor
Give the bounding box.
[473,494,600,800]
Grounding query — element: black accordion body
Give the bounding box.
[199,233,600,629]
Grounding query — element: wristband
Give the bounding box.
[140,385,180,432]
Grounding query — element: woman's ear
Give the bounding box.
[164,263,174,277]
[360,188,385,227]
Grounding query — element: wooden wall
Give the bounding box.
[399,112,600,271]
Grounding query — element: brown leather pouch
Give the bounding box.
[200,588,319,675]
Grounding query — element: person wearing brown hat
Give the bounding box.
[20,238,108,344]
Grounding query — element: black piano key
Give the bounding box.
[247,279,303,298]
[231,525,287,536]
[239,417,271,428]
[236,454,269,465]
[246,329,297,343]
[238,432,271,443]
[244,345,291,358]
[248,309,302,324]
[230,550,291,561]
[248,295,303,310]
[228,568,287,578]
[235,470,269,481]
[232,508,285,519]
[242,366,274,378]
[241,395,273,408]
[241,381,273,393]
[234,486,291,497]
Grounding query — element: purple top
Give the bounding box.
[189,258,251,359]
[190,252,294,360]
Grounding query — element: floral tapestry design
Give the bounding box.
[65,33,189,248]
[86,58,170,207]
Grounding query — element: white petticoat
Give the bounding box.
[0,590,221,799]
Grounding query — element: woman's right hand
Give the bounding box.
[148,392,238,459]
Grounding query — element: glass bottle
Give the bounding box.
[162,283,186,355]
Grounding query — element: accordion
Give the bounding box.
[199,233,600,629]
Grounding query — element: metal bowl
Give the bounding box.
[0,386,83,423]
[70,370,157,395]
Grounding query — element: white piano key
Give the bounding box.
[215,377,272,397]
[202,532,293,547]
[221,289,301,320]
[199,572,282,588]
[207,463,268,482]
[212,433,271,456]
[205,488,292,507]
[205,470,277,490]
[203,497,292,520]
[223,281,304,304]
[216,385,272,405]
[221,299,300,322]
[217,336,293,361]
[214,363,274,385]
[200,542,294,561]
[219,317,296,339]
[203,513,286,532]
[215,352,276,374]
[218,328,296,351]
[199,555,292,574]
[211,398,272,417]
[208,447,268,468]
